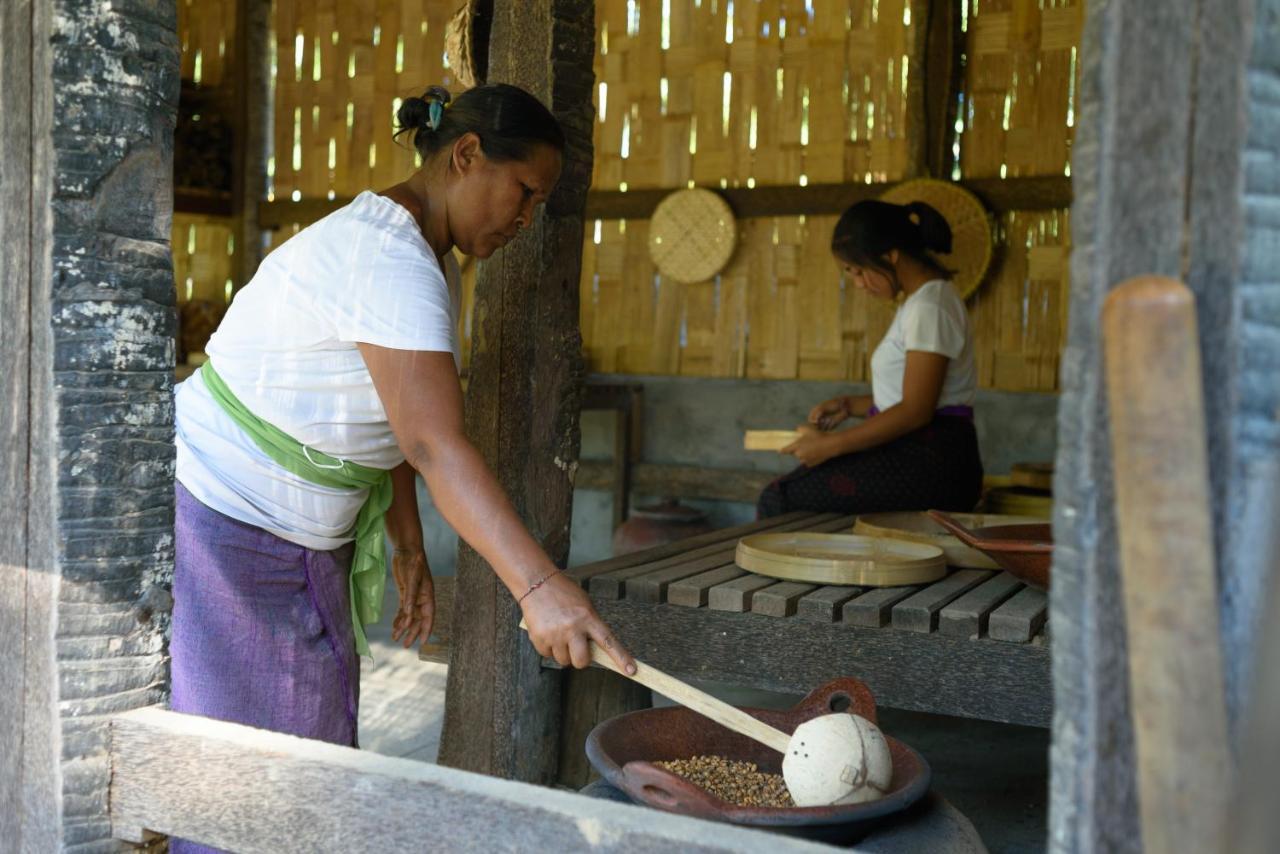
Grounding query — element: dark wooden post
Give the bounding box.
[0,0,179,848]
[1050,0,1280,850]
[437,0,596,783]
[232,0,272,289]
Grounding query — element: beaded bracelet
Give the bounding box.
[518,569,563,604]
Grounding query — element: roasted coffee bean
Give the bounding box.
[656,755,794,809]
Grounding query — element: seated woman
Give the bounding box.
[757,199,983,517]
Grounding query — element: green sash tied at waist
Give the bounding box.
[200,361,391,657]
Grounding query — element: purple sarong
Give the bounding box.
[170,482,360,853]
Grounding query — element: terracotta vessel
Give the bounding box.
[611,500,713,556]
[927,510,1053,589]
[585,677,931,844]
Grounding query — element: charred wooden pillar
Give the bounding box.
[438,0,596,783]
[1051,0,1280,850]
[0,0,180,848]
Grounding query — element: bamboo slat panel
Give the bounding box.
[957,0,1082,179]
[178,0,236,88]
[269,0,456,204]
[173,214,236,308]
[593,0,921,191]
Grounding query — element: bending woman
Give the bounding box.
[171,84,634,777]
[757,200,984,517]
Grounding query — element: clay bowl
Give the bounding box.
[585,678,931,845]
[927,509,1053,589]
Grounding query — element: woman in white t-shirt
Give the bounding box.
[169,85,635,788]
[758,200,984,517]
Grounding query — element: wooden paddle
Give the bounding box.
[1102,275,1230,854]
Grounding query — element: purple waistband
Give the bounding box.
[867,404,974,420]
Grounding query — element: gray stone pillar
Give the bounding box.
[1051,0,1280,850]
[0,0,179,849]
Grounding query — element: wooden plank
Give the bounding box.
[588,513,837,600]
[1,0,59,848]
[568,510,814,589]
[708,575,776,612]
[842,587,919,628]
[988,587,1049,643]
[668,565,747,608]
[108,708,829,853]
[257,175,1075,227]
[592,599,1053,728]
[795,586,865,622]
[626,513,854,604]
[751,582,818,618]
[892,570,994,633]
[938,573,1024,639]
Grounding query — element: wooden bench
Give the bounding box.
[566,510,1052,730]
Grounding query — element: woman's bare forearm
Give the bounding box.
[406,432,552,599]
[385,462,425,553]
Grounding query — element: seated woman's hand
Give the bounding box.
[520,571,636,674]
[782,423,841,468]
[808,396,850,431]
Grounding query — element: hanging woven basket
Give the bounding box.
[647,188,738,284]
[879,178,995,300]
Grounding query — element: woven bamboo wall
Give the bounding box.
[958,0,1080,390]
[178,0,1081,390]
[174,0,238,322]
[581,0,1081,390]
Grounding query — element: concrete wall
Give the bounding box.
[418,374,1059,575]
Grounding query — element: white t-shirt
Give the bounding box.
[175,191,461,550]
[869,279,976,412]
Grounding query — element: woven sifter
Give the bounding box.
[648,188,738,284]
[879,178,994,300]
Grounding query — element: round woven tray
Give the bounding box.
[648,188,738,284]
[736,532,947,587]
[879,178,994,300]
[853,512,1046,570]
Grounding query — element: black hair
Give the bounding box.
[394,83,566,164]
[830,199,955,278]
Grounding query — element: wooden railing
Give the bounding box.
[108,707,836,852]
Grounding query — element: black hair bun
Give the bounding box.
[905,201,953,255]
[396,96,432,133]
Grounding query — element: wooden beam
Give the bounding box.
[258,175,1073,229]
[576,460,773,505]
[587,599,1052,728]
[108,707,834,853]
[437,0,595,784]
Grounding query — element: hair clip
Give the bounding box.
[428,99,443,130]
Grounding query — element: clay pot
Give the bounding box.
[611,500,713,556]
